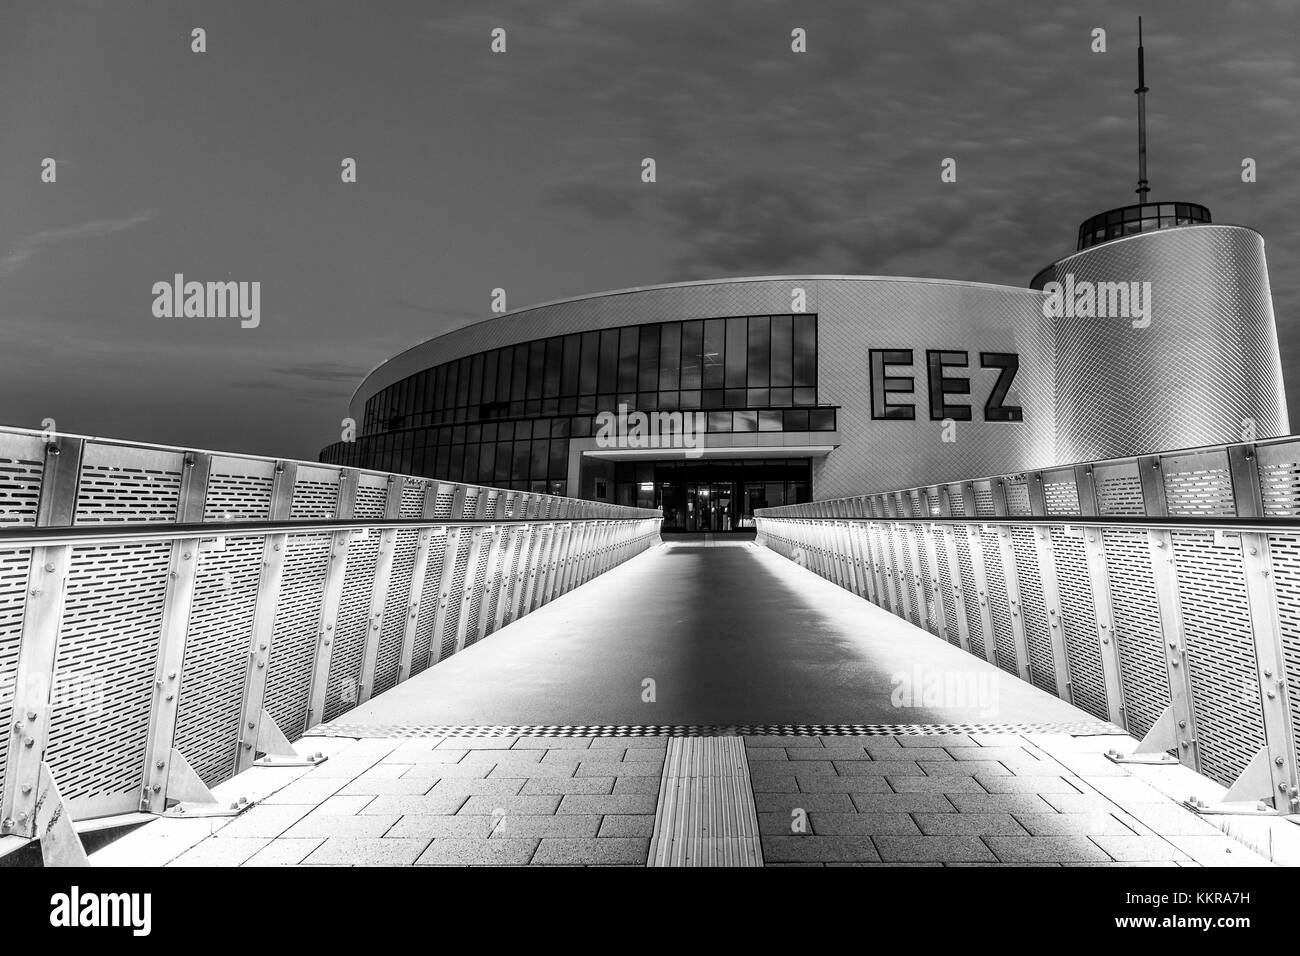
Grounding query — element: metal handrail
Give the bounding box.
[756,514,1300,534]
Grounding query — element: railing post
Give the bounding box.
[1139,454,1200,770]
[398,482,440,682]
[493,526,522,633]
[473,526,505,644]
[453,528,487,654]
[992,478,1032,683]
[306,470,357,728]
[1027,471,1073,702]
[234,461,293,774]
[936,487,971,653]
[1075,464,1127,727]
[429,527,463,662]
[357,476,402,704]
[1229,444,1299,808]
[919,498,947,642]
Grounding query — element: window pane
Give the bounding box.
[707,410,731,432]
[770,315,792,387]
[512,442,530,481]
[809,408,836,430]
[549,439,568,479]
[456,357,472,408]
[793,316,816,387]
[543,337,563,398]
[618,327,639,392]
[758,410,783,431]
[638,324,659,392]
[725,316,747,388]
[481,351,498,407]
[783,409,809,430]
[494,442,511,482]
[734,409,757,432]
[598,329,619,394]
[510,345,528,401]
[478,442,495,480]
[659,323,681,390]
[702,319,725,388]
[527,340,545,400]
[530,440,549,480]
[747,316,770,387]
[561,334,580,397]
[445,361,460,410]
[680,320,703,390]
[579,332,600,396]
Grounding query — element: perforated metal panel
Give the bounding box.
[462,530,495,646]
[1163,453,1234,516]
[894,526,919,628]
[48,542,170,814]
[483,492,498,519]
[1051,529,1108,721]
[1267,533,1300,784]
[974,486,995,518]
[461,490,480,518]
[399,482,424,519]
[373,529,418,695]
[1102,529,1170,739]
[1043,479,1080,516]
[1172,530,1264,786]
[174,535,262,785]
[432,490,454,519]
[323,530,379,721]
[264,532,330,740]
[410,533,447,675]
[352,480,388,520]
[1096,464,1146,516]
[980,528,1017,675]
[934,533,961,646]
[0,449,43,527]
[482,529,510,636]
[203,459,275,522]
[0,548,32,812]
[954,530,985,659]
[289,469,340,520]
[438,533,472,660]
[1005,480,1031,517]
[74,445,183,525]
[1011,527,1056,692]
[912,527,938,636]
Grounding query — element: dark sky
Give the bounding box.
[2,0,1297,461]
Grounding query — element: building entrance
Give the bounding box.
[612,458,812,532]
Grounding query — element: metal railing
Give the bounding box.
[755,436,1300,810]
[0,426,661,839]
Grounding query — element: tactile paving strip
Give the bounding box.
[304,721,1126,739]
[649,737,762,867]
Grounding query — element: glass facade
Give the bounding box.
[1076,202,1211,251]
[321,314,836,500]
[614,459,812,532]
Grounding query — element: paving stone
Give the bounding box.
[975,775,1084,794]
[745,748,790,761]
[916,760,1010,776]
[169,837,270,867]
[887,775,987,793]
[262,777,349,804]
[597,815,656,837]
[522,776,614,795]
[532,838,649,865]
[833,760,923,776]
[415,838,539,866]
[745,736,822,748]
[436,737,519,750]
[1089,835,1191,862]
[577,759,663,777]
[1163,835,1276,867]
[389,744,469,763]
[557,793,657,815]
[345,762,412,779]
[489,762,577,778]
[1038,791,1128,813]
[1115,802,1223,836]
[386,815,499,839]
[509,738,591,750]
[1081,777,1178,804]
[283,813,401,838]
[460,749,545,766]
[768,760,836,775]
[787,749,852,761]
[758,811,810,836]
[305,837,429,866]
[850,792,956,813]
[491,814,602,838]
[242,838,324,867]
[762,836,880,863]
[592,737,667,750]
[795,773,890,793]
[946,747,1045,763]
[1012,812,1139,836]
[339,777,434,796]
[360,794,469,816]
[613,776,661,794]
[212,804,313,839]
[459,794,561,815]
[874,835,996,863]
[984,836,1112,863]
[745,772,799,793]
[542,747,622,762]
[400,763,491,779]
[945,793,1058,814]
[896,735,976,748]
[914,813,1027,836]
[809,812,920,835]
[429,778,527,797]
[755,792,855,813]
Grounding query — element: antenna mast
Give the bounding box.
[1135,17,1150,202]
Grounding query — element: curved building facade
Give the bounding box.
[323,217,1288,530]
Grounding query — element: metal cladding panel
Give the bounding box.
[1259,441,1300,516]
[1005,480,1031,517]
[203,457,275,522]
[399,481,425,519]
[438,535,472,660]
[1163,451,1235,516]
[410,534,446,675]
[0,433,43,527]
[324,530,379,722]
[980,527,1017,675]
[954,530,985,659]
[352,480,388,520]
[1047,227,1288,464]
[1043,477,1080,516]
[265,532,330,740]
[0,548,32,812]
[1102,529,1170,739]
[1011,527,1056,692]
[1268,534,1300,782]
[432,491,455,519]
[48,542,170,812]
[174,535,262,785]
[1051,529,1109,721]
[1095,462,1145,516]
[374,529,418,695]
[462,530,495,645]
[912,527,937,636]
[1171,531,1264,786]
[74,444,183,525]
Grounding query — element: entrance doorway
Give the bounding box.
[686,481,733,532]
[611,459,812,532]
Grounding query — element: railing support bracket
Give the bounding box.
[1106,704,1180,765]
[252,710,327,768]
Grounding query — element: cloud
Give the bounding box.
[0,209,157,276]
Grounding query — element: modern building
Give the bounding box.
[321,33,1287,531]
